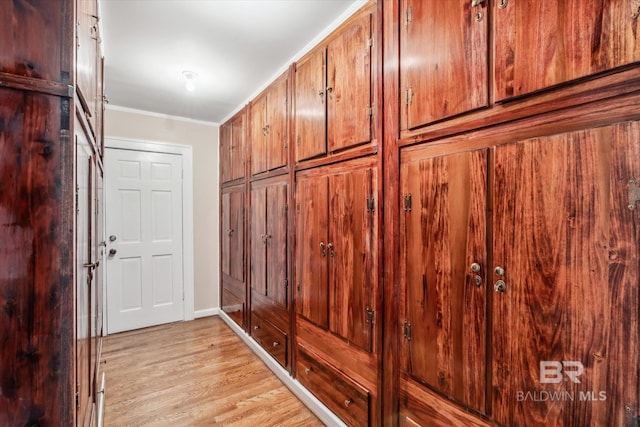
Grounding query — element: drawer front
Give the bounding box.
[251,312,287,367]
[297,347,369,426]
[222,287,244,328]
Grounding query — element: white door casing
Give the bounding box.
[105,138,194,334]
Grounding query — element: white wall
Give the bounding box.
[104,106,220,314]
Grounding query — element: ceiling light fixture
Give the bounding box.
[182,70,198,92]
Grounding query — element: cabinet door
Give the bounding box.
[294,49,327,162]
[250,94,267,175]
[495,1,640,101]
[400,149,488,413]
[230,113,246,181]
[400,0,488,130]
[328,167,376,351]
[77,0,98,130]
[327,13,372,152]
[220,122,232,183]
[492,123,640,426]
[266,76,288,171]
[266,182,288,307]
[295,175,329,327]
[250,187,267,295]
[222,189,245,283]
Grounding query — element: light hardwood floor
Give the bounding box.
[102,316,324,426]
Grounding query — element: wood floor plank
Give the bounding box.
[102,316,324,426]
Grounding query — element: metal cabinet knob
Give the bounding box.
[272,341,280,348]
[494,266,505,276]
[470,262,481,273]
[494,280,507,293]
[305,367,312,374]
[344,399,352,407]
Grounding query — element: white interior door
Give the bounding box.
[105,148,184,333]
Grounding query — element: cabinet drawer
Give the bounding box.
[297,347,369,426]
[251,313,287,367]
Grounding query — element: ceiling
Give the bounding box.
[100,0,364,124]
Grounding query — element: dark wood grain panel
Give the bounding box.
[221,186,245,284]
[220,121,232,183]
[250,291,289,335]
[400,0,488,130]
[400,149,488,414]
[266,182,288,308]
[327,12,372,152]
[294,48,327,162]
[494,0,640,101]
[0,87,73,426]
[294,175,328,327]
[250,186,267,296]
[328,167,375,352]
[491,122,640,426]
[230,110,246,181]
[222,286,245,328]
[250,93,268,175]
[0,0,66,82]
[267,73,288,171]
[251,312,287,368]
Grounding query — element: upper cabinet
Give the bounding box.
[250,72,289,175]
[77,0,100,134]
[400,0,488,130]
[494,0,640,101]
[295,11,374,162]
[220,109,247,183]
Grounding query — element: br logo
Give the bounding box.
[540,361,584,384]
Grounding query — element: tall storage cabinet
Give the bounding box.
[0,0,105,425]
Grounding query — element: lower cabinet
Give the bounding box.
[221,184,246,328]
[251,312,288,367]
[399,120,640,426]
[297,346,370,427]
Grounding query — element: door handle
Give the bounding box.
[108,248,117,257]
[327,242,334,257]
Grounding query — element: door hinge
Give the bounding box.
[284,203,289,214]
[403,321,412,341]
[284,278,288,291]
[75,185,79,215]
[284,141,288,150]
[628,178,640,210]
[296,203,300,213]
[75,390,80,408]
[405,5,413,26]
[367,106,373,118]
[366,306,374,324]
[403,193,412,212]
[367,196,375,213]
[405,87,414,106]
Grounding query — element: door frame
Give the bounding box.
[104,137,195,335]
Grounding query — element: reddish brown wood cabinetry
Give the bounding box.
[250,72,289,175]
[220,109,246,183]
[221,185,246,328]
[294,11,373,162]
[76,0,100,136]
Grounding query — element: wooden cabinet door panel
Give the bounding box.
[327,13,372,152]
[250,94,267,175]
[220,123,232,183]
[267,76,288,171]
[229,190,245,282]
[400,149,488,413]
[230,113,245,181]
[328,167,375,351]
[295,175,329,327]
[401,0,488,130]
[250,187,267,295]
[222,192,231,276]
[494,1,640,101]
[295,49,327,162]
[76,0,98,128]
[267,182,288,308]
[491,123,640,426]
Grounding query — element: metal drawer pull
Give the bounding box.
[344,399,352,407]
[254,325,260,330]
[305,367,312,374]
[272,341,280,347]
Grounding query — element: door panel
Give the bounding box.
[229,190,245,283]
[400,149,488,413]
[105,149,184,333]
[267,182,288,307]
[250,94,267,175]
[267,76,288,171]
[222,192,231,276]
[230,113,245,180]
[294,49,327,162]
[295,175,329,327]
[220,123,232,183]
[328,168,375,351]
[327,13,371,152]
[491,123,640,426]
[250,187,267,295]
[494,0,640,101]
[401,0,488,129]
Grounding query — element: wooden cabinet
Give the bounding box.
[296,159,377,352]
[400,0,488,129]
[250,72,289,175]
[77,0,100,136]
[220,109,246,183]
[399,121,640,426]
[494,0,640,101]
[221,185,246,328]
[294,11,373,162]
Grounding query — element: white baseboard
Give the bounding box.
[217,311,346,427]
[194,307,219,318]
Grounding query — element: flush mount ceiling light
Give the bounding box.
[182,70,198,92]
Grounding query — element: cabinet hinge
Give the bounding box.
[403,321,412,341]
[75,185,79,215]
[284,278,288,291]
[284,141,288,150]
[628,178,640,210]
[367,106,373,118]
[403,193,412,212]
[75,390,79,408]
[366,307,374,324]
[284,203,288,214]
[405,5,413,26]
[296,203,300,213]
[367,37,374,48]
[367,196,375,213]
[405,87,414,106]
